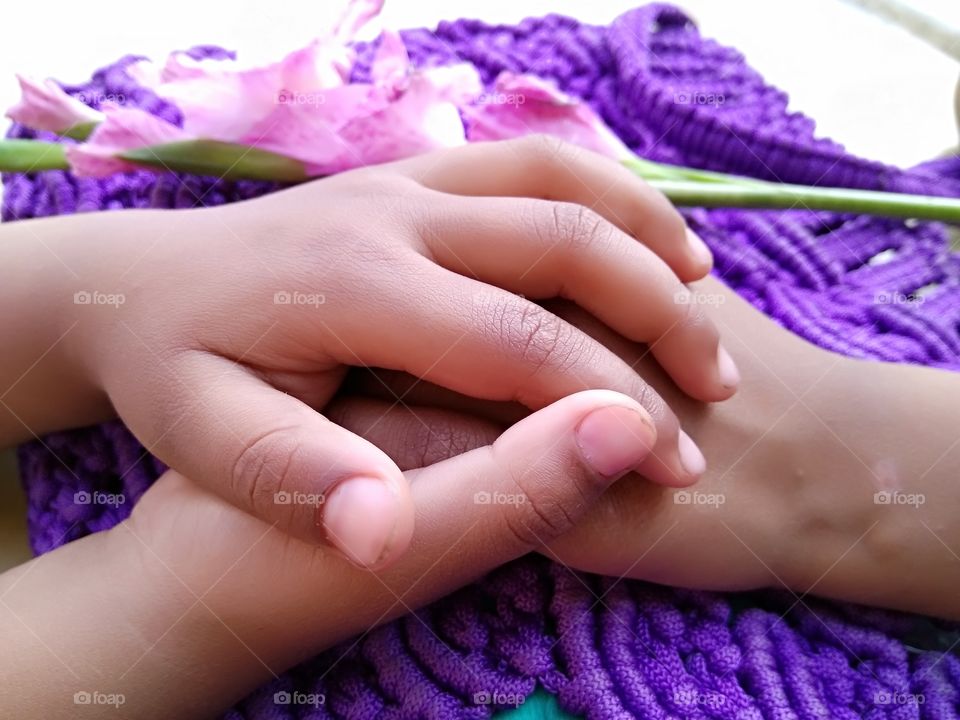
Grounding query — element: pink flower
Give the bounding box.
[240,30,480,175]
[124,0,388,148]
[466,72,631,160]
[327,57,481,172]
[64,103,188,177]
[5,75,104,136]
[52,0,483,178]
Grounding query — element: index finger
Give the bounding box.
[394,134,712,282]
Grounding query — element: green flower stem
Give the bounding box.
[121,140,309,182]
[646,178,960,223]
[623,156,960,223]
[61,122,98,141]
[1,138,959,224]
[0,138,308,182]
[0,140,69,173]
[623,155,761,185]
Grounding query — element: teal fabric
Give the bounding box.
[494,688,581,719]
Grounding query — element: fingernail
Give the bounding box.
[687,229,713,267]
[575,404,657,480]
[717,344,741,389]
[320,476,399,567]
[678,430,707,477]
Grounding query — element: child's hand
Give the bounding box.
[340,278,960,617]
[1,390,663,719]
[328,284,790,592]
[61,136,737,568]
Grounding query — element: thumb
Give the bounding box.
[111,390,661,674]
[405,389,657,565]
[134,352,414,569]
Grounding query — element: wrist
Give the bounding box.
[0,216,117,443]
[768,355,959,618]
[765,354,877,592]
[56,212,138,399]
[0,526,165,717]
[84,513,270,719]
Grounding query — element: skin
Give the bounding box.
[2,279,959,719]
[349,279,960,616]
[0,135,735,569]
[547,285,960,615]
[1,138,957,716]
[0,137,736,716]
[1,391,661,719]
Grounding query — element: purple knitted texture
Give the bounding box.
[6,5,960,718]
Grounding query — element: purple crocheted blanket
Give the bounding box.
[6,4,960,718]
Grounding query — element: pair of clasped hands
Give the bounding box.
[3,137,769,716]
[110,136,740,571]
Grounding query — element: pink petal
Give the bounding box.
[239,83,383,171]
[120,0,386,148]
[332,0,386,42]
[65,103,189,177]
[329,70,471,173]
[419,63,483,107]
[129,53,282,140]
[128,52,230,88]
[371,30,409,92]
[234,54,479,176]
[125,60,165,88]
[5,75,104,134]
[466,72,631,160]
[279,39,355,92]
[158,65,282,140]
[159,53,215,82]
[277,0,387,88]
[142,41,357,143]
[239,65,474,176]
[58,0,473,180]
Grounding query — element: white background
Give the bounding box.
[0,0,957,166]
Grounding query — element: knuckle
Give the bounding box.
[621,371,652,414]
[676,292,707,329]
[407,423,446,469]
[229,426,302,513]
[413,420,492,467]
[546,202,612,256]
[400,417,468,469]
[495,299,578,377]
[500,465,585,549]
[517,133,571,165]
